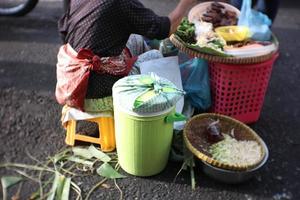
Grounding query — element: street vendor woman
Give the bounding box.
[55,0,196,111]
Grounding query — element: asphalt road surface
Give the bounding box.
[0,0,299,199]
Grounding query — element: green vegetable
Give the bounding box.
[209,39,225,50]
[174,28,230,57]
[96,163,126,179]
[175,18,196,44]
[188,43,230,57]
[1,176,23,200]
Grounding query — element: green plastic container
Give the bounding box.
[114,105,185,176]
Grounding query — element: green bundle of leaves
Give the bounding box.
[175,18,196,44]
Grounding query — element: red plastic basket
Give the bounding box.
[209,53,279,123]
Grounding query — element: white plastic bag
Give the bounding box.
[238,0,272,41]
[139,56,184,114]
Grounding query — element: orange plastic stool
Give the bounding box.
[65,116,116,152]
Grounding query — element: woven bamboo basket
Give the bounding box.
[183,113,267,171]
[170,34,279,64]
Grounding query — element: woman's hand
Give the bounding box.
[168,0,197,35]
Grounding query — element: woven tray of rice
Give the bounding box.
[183,113,267,171]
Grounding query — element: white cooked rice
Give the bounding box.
[209,134,262,166]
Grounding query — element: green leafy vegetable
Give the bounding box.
[88,145,111,162]
[72,147,93,159]
[47,172,60,200]
[61,178,71,200]
[67,156,94,168]
[1,176,23,200]
[0,146,123,200]
[96,163,126,179]
[55,174,66,200]
[174,34,230,57]
[53,149,72,164]
[175,18,196,44]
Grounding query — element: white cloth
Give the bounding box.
[61,105,113,127]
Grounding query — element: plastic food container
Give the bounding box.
[113,105,185,176]
[112,75,185,176]
[215,26,251,42]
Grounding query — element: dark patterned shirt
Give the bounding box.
[58,0,171,57]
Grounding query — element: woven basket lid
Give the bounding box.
[183,113,267,171]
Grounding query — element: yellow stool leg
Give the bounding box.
[65,117,116,152]
[94,117,116,152]
[65,120,76,146]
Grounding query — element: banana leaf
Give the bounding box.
[186,43,230,57]
[173,34,231,57]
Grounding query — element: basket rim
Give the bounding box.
[170,34,279,64]
[183,113,267,171]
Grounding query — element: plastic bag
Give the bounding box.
[180,58,211,111]
[159,38,179,57]
[238,0,272,41]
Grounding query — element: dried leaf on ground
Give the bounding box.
[88,145,111,162]
[96,163,126,179]
[1,176,23,200]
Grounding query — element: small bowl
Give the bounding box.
[201,138,269,184]
[215,26,251,42]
